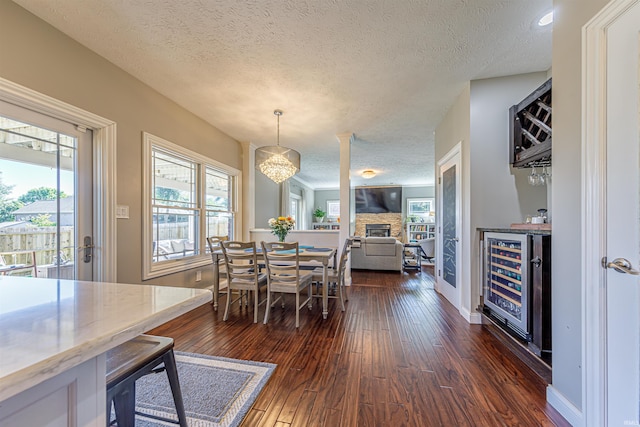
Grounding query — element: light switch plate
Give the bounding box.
[116,205,129,219]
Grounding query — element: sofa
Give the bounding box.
[350,237,403,271]
[155,239,195,260]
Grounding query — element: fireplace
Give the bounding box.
[366,224,391,237]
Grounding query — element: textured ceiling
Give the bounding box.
[13,0,552,189]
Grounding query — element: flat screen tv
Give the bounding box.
[355,186,402,214]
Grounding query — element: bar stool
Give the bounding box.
[106,334,188,427]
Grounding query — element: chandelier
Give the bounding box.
[255,110,300,184]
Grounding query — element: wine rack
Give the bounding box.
[509,78,552,168]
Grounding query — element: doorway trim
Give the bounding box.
[0,77,117,282]
[582,0,639,425]
[436,141,462,311]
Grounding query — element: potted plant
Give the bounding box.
[313,207,326,223]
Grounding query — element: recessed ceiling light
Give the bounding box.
[538,11,553,27]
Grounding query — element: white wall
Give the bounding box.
[550,0,609,413]
[254,171,280,229]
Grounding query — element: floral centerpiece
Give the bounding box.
[268,216,295,242]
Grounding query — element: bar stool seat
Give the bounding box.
[106,334,187,427]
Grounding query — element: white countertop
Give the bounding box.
[0,276,212,402]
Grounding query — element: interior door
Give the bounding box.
[437,144,461,308]
[0,100,93,281]
[602,1,640,423]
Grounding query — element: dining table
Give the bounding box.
[211,245,337,319]
[294,246,337,319]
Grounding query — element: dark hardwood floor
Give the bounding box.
[149,266,570,427]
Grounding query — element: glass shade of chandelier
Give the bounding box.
[255,110,300,184]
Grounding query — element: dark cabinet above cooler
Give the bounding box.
[509,78,552,168]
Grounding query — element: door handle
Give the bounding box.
[79,236,94,263]
[602,257,640,275]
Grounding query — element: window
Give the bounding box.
[143,132,239,279]
[326,200,340,219]
[290,193,302,229]
[205,167,234,240]
[407,198,434,221]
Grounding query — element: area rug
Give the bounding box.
[118,352,276,427]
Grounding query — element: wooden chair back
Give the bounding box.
[206,236,228,255]
[261,241,302,288]
[220,241,261,286]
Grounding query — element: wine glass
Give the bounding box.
[529,167,537,185]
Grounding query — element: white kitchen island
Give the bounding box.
[0,276,212,426]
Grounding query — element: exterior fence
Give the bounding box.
[0,226,75,266]
[0,222,231,272]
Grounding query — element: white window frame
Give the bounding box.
[407,198,434,221]
[290,193,302,230]
[326,200,340,219]
[142,132,239,279]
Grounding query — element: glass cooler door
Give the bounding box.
[484,232,529,336]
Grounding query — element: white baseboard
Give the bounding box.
[546,385,583,427]
[460,307,482,324]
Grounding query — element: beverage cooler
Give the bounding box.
[482,231,552,358]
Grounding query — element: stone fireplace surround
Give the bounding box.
[355,213,403,239]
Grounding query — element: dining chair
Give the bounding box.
[206,236,228,310]
[261,241,314,328]
[311,237,353,311]
[220,241,268,323]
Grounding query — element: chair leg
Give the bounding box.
[263,291,271,324]
[112,385,136,427]
[308,284,313,309]
[295,291,300,328]
[336,281,344,311]
[253,287,259,323]
[163,350,188,427]
[106,397,112,427]
[223,288,233,321]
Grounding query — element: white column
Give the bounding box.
[240,141,256,241]
[336,132,353,283]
